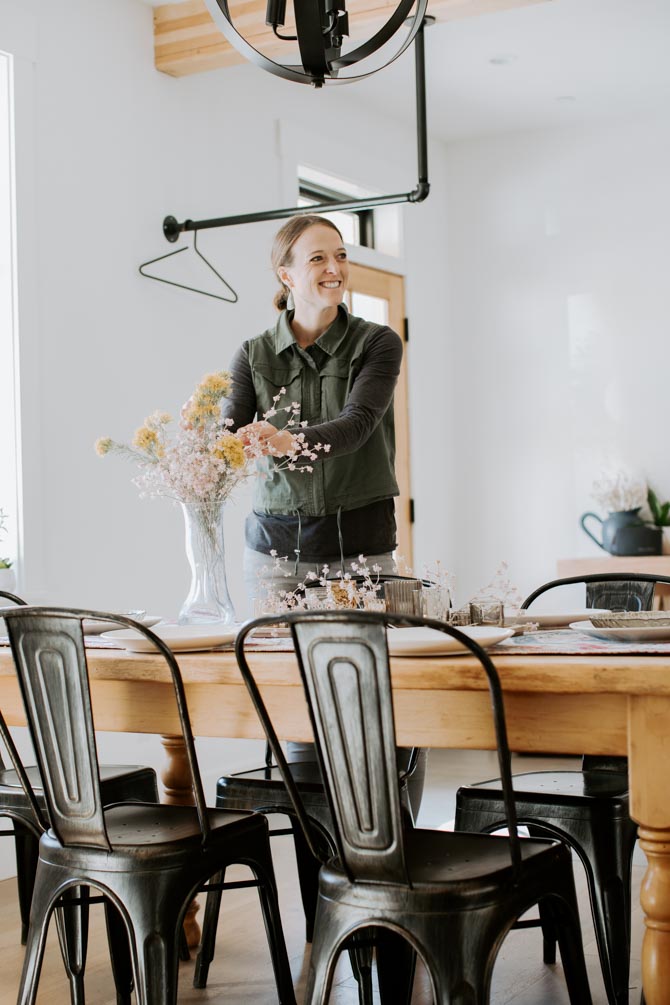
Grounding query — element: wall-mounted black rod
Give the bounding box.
[163,18,432,244]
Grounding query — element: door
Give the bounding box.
[345,263,413,568]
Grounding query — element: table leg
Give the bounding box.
[638,828,670,1005]
[160,734,200,950]
[629,696,670,1005]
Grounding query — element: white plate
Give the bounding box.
[569,620,670,643]
[84,615,163,635]
[101,623,239,653]
[386,625,514,657]
[504,609,610,628]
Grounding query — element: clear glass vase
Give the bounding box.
[179,501,235,625]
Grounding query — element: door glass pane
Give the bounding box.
[351,292,388,326]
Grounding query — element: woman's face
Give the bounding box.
[279,224,349,313]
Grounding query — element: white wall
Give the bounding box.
[0,0,452,876]
[442,115,670,601]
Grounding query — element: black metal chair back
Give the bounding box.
[292,616,407,884]
[3,607,210,848]
[235,610,523,879]
[521,572,670,612]
[0,589,26,608]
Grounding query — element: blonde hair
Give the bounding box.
[271,215,344,311]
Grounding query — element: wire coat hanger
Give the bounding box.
[138,229,238,303]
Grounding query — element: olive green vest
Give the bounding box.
[247,308,399,517]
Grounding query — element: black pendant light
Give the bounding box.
[204,0,428,87]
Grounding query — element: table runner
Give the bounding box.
[4,627,670,657]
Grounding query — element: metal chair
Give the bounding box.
[195,574,429,997]
[234,609,592,1004]
[455,573,670,1005]
[2,606,296,1005]
[0,592,159,950]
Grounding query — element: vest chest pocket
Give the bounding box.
[251,363,303,423]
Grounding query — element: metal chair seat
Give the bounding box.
[462,767,630,807]
[321,829,578,906]
[455,572,669,1005]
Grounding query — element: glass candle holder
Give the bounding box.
[469,601,504,626]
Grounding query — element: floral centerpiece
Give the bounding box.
[96,372,322,624]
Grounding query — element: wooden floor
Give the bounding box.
[0,750,645,1003]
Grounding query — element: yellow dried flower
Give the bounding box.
[95,437,113,456]
[213,432,246,469]
[145,410,172,430]
[132,426,159,452]
[198,371,232,396]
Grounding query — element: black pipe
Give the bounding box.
[163,18,431,243]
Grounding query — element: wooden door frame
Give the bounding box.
[346,262,413,567]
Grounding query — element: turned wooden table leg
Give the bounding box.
[160,734,201,951]
[639,828,670,1005]
[629,695,670,1005]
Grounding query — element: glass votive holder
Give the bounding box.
[418,586,451,622]
[383,579,423,616]
[469,601,505,626]
[363,596,386,613]
[449,606,472,627]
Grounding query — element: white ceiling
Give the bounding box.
[143,0,670,141]
[354,0,670,141]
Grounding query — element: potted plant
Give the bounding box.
[647,487,670,554]
[580,472,662,555]
[0,508,16,592]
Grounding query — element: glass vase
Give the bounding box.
[179,501,235,625]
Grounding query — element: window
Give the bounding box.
[297,165,375,249]
[0,50,19,570]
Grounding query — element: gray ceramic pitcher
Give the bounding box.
[580,508,662,556]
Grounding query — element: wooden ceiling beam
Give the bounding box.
[154,0,550,77]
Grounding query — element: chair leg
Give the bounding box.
[247,834,296,1005]
[538,897,558,964]
[54,885,90,1005]
[376,927,417,1005]
[119,888,182,1005]
[193,869,225,989]
[347,930,374,1005]
[290,818,320,942]
[18,873,57,1005]
[583,826,637,1005]
[544,891,593,1005]
[13,823,39,946]
[104,898,134,1005]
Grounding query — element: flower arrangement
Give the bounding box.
[590,471,647,514]
[95,372,324,504]
[96,371,326,624]
[0,508,12,570]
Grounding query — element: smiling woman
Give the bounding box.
[220,214,404,607]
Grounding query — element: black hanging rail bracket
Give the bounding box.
[162,16,433,244]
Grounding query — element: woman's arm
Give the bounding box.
[299,326,403,457]
[220,344,257,429]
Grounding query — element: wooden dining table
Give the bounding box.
[1,640,670,1004]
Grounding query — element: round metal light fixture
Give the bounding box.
[204,0,429,86]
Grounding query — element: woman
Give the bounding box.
[222,213,403,605]
[222,214,426,813]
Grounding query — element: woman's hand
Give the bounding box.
[238,420,298,457]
